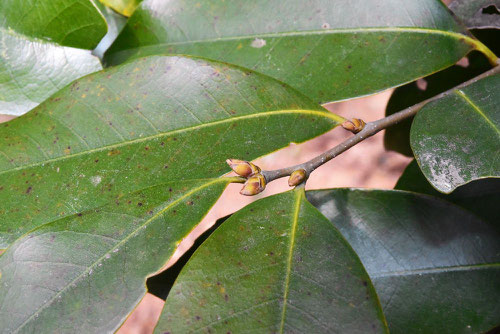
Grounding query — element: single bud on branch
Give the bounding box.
[288,169,307,187]
[341,118,366,134]
[240,173,266,196]
[226,159,261,177]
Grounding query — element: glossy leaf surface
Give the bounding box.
[0,0,106,116]
[104,0,490,103]
[308,188,500,333]
[156,190,388,333]
[0,177,231,333]
[410,73,500,193]
[0,55,343,249]
[396,160,500,227]
[384,51,492,156]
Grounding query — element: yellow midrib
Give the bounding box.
[0,109,343,176]
[455,90,500,136]
[279,189,303,333]
[129,27,497,65]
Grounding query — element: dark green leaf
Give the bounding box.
[396,160,500,227]
[0,177,231,333]
[449,0,500,29]
[0,55,343,249]
[104,0,493,103]
[156,189,388,333]
[410,73,500,193]
[0,0,107,116]
[384,51,492,156]
[308,188,500,333]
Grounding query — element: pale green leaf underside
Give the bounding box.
[410,73,500,193]
[104,0,495,103]
[308,188,500,333]
[0,0,107,116]
[0,55,342,249]
[156,190,388,333]
[0,28,102,116]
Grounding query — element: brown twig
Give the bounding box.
[261,64,500,185]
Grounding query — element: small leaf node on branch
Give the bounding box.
[227,64,500,195]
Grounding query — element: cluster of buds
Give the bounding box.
[226,159,266,196]
[341,118,366,134]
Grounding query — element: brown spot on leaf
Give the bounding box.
[107,150,121,156]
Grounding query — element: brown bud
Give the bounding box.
[341,118,366,134]
[288,169,307,187]
[240,173,266,196]
[226,159,260,177]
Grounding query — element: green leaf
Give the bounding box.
[449,0,500,29]
[410,73,500,193]
[99,0,142,17]
[307,188,500,333]
[0,0,107,116]
[0,55,343,250]
[103,0,495,103]
[0,0,107,49]
[156,189,388,333]
[384,51,492,156]
[147,215,229,300]
[396,160,500,227]
[0,177,232,333]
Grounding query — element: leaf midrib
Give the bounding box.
[11,177,232,333]
[114,27,482,53]
[454,90,500,136]
[371,262,499,279]
[0,109,341,176]
[279,189,303,333]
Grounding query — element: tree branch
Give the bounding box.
[261,63,500,184]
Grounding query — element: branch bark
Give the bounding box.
[262,63,500,184]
